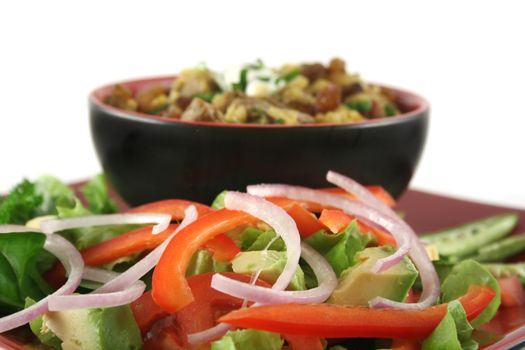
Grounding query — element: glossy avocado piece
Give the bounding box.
[43,305,142,350]
[327,246,418,306]
[232,250,305,290]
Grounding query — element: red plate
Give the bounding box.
[397,190,525,350]
[1,189,524,349]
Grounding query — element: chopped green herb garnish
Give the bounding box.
[344,100,372,114]
[277,69,300,84]
[232,68,249,93]
[384,104,397,116]
[194,91,217,103]
[149,104,170,115]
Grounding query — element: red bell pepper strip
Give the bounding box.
[127,198,212,218]
[204,234,241,261]
[219,285,496,340]
[319,209,396,246]
[284,204,327,237]
[152,209,257,313]
[283,334,324,350]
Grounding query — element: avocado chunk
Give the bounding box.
[43,305,142,350]
[232,250,305,290]
[327,246,418,305]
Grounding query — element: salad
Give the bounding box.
[103,58,401,125]
[0,171,523,350]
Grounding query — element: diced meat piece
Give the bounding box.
[316,84,342,113]
[301,63,328,82]
[328,58,346,74]
[180,98,223,122]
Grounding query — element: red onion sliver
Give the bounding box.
[82,266,120,283]
[325,171,440,310]
[0,224,42,233]
[327,170,396,216]
[211,242,337,304]
[47,281,146,311]
[247,184,409,273]
[187,323,233,345]
[224,192,301,292]
[39,213,171,235]
[94,206,198,294]
[0,234,84,333]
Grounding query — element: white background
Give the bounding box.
[1,1,523,208]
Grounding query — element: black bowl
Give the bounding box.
[89,76,429,206]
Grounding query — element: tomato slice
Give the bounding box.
[135,272,271,347]
[390,339,421,350]
[498,276,525,307]
[319,209,396,246]
[152,209,257,313]
[0,335,25,350]
[219,285,496,340]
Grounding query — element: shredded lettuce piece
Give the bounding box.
[0,180,43,225]
[0,233,51,312]
[211,329,283,350]
[422,300,478,350]
[80,174,118,214]
[306,221,372,276]
[440,260,501,328]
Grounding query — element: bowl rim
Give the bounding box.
[89,75,430,129]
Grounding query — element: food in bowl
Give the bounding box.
[103,58,400,125]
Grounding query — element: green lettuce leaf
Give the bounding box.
[422,300,478,350]
[34,175,76,216]
[0,180,43,225]
[211,329,283,350]
[79,174,118,214]
[242,228,286,252]
[440,260,500,328]
[306,221,372,276]
[0,232,51,312]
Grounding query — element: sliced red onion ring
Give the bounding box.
[325,171,440,310]
[327,170,396,216]
[95,206,198,294]
[211,242,337,304]
[82,266,120,283]
[0,234,84,333]
[39,213,171,235]
[187,323,233,345]
[223,192,301,291]
[0,224,42,233]
[247,184,408,272]
[47,280,145,311]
